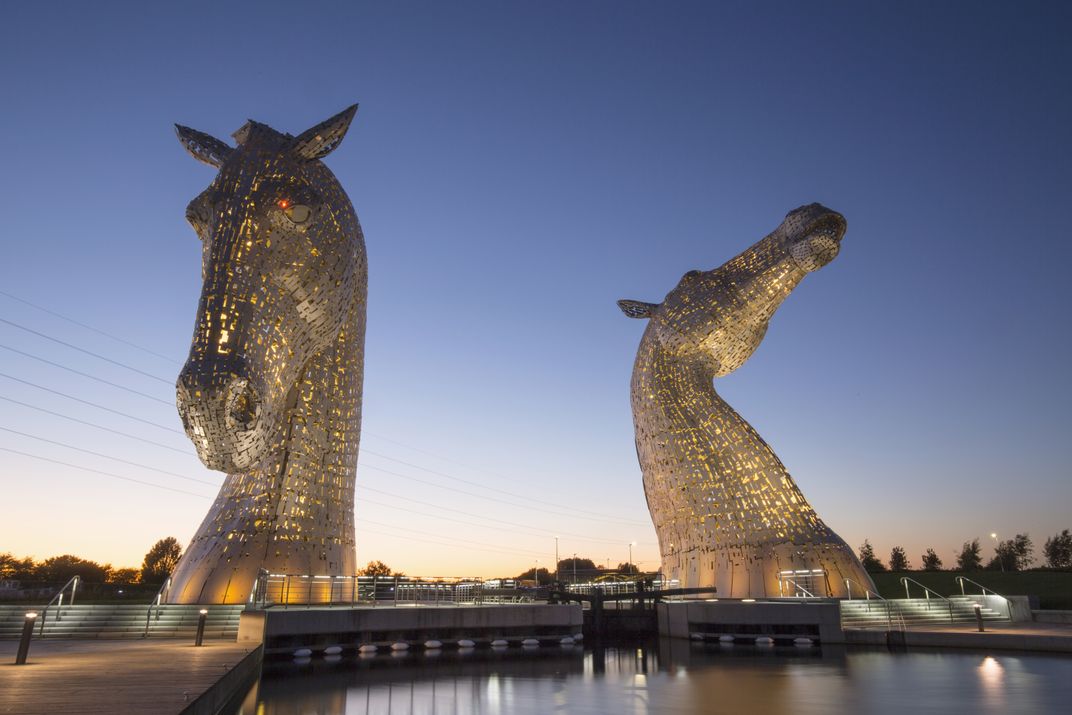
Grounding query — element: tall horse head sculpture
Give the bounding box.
[619,203,874,598]
[166,105,366,603]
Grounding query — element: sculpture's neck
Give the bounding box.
[632,332,824,547]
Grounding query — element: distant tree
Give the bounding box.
[0,553,36,581]
[888,546,909,572]
[616,562,640,575]
[360,560,403,577]
[140,537,182,584]
[557,557,598,582]
[517,567,552,585]
[921,549,943,571]
[988,534,1034,572]
[107,568,140,584]
[858,540,886,572]
[956,539,982,571]
[35,555,110,584]
[1043,530,1072,569]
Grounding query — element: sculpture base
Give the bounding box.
[660,541,875,599]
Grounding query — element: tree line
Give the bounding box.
[858,529,1072,573]
[0,537,183,586]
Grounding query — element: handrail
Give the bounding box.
[899,576,950,602]
[955,576,1012,620]
[38,575,80,635]
[780,576,817,598]
[900,576,955,623]
[844,578,885,601]
[955,576,1003,599]
[143,576,172,637]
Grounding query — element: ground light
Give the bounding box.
[195,609,208,646]
[15,611,37,665]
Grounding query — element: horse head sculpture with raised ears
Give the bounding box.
[166,105,366,604]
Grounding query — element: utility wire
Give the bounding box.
[0,289,177,363]
[362,448,648,525]
[0,373,181,433]
[0,446,208,498]
[356,485,653,547]
[0,344,172,405]
[0,426,217,487]
[0,316,173,384]
[357,493,652,548]
[359,461,640,526]
[0,395,192,455]
[0,293,638,521]
[358,519,548,558]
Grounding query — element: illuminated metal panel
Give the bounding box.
[167,106,365,603]
[619,203,874,598]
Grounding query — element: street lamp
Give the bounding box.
[629,542,636,576]
[555,536,559,584]
[990,533,1004,572]
[534,559,539,585]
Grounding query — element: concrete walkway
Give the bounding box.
[0,638,257,714]
[844,620,1072,653]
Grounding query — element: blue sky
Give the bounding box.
[0,1,1069,575]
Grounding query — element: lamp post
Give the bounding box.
[534,559,539,586]
[991,533,1004,572]
[572,553,577,583]
[629,541,636,576]
[555,536,559,584]
[15,612,36,665]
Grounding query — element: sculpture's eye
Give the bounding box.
[278,199,311,224]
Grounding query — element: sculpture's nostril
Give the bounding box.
[225,378,260,431]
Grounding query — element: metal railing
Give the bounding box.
[248,573,534,609]
[38,575,79,635]
[900,577,954,621]
[143,576,172,636]
[843,577,885,600]
[955,576,1013,620]
[778,576,817,598]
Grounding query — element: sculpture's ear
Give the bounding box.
[175,125,233,168]
[290,104,359,160]
[617,300,659,319]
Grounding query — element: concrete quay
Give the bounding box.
[0,638,262,715]
[844,621,1072,654]
[240,603,584,654]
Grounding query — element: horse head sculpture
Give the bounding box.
[167,106,366,603]
[618,203,873,598]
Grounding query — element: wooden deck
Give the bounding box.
[0,638,257,714]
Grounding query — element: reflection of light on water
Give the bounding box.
[979,656,1005,697]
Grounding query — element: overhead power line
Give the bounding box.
[0,289,177,363]
[362,448,649,526]
[0,446,208,498]
[0,395,192,455]
[0,316,173,385]
[0,373,180,433]
[0,426,217,487]
[0,343,172,405]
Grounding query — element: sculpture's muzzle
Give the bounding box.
[176,362,267,473]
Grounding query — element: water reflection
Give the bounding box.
[230,641,1071,715]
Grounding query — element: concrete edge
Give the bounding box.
[180,644,263,715]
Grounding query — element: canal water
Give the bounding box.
[229,641,1071,714]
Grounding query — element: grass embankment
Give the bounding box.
[869,570,1072,610]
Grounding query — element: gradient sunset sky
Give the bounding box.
[0,1,1069,577]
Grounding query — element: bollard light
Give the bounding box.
[974,604,985,632]
[15,612,37,665]
[195,608,208,647]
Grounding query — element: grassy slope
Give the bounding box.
[869,570,1072,609]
